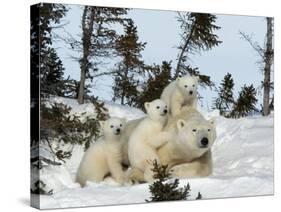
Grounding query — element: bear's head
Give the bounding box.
[176,75,199,99]
[100,117,126,139]
[176,117,216,156]
[144,99,168,122]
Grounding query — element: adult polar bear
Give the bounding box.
[159,107,216,178]
[121,107,216,181]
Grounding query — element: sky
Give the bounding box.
[52,4,268,111]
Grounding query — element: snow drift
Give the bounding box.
[36,97,274,209]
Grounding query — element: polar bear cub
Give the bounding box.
[128,99,171,182]
[161,75,199,117]
[76,117,126,187]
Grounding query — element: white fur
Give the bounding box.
[128,99,171,182]
[158,107,217,178]
[120,118,144,166]
[76,117,126,187]
[120,108,216,182]
[161,75,199,117]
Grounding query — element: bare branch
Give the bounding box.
[239,31,265,59]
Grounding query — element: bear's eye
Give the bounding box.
[192,129,197,132]
[110,125,114,128]
[156,106,160,109]
[192,84,195,87]
[184,85,188,88]
[120,124,122,127]
[208,129,211,132]
[165,105,167,108]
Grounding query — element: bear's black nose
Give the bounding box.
[116,128,120,133]
[189,91,193,95]
[201,137,209,147]
[164,109,168,114]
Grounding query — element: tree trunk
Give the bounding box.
[120,92,124,105]
[78,66,86,104]
[120,66,129,105]
[175,23,195,78]
[78,6,95,104]
[263,17,273,116]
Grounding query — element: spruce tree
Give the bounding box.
[146,160,191,202]
[112,20,146,106]
[40,98,108,153]
[30,180,53,195]
[40,47,66,96]
[214,73,235,117]
[175,12,221,87]
[34,3,70,97]
[137,61,173,110]
[231,84,258,118]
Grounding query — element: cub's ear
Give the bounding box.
[177,119,187,131]
[99,120,105,128]
[194,75,200,82]
[209,118,216,126]
[144,102,150,111]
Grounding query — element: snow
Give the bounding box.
[48,96,145,122]
[37,97,273,209]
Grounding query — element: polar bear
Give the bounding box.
[120,118,143,166]
[128,99,172,182]
[124,107,216,182]
[76,117,126,187]
[161,75,199,117]
[158,107,217,178]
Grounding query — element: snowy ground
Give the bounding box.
[35,97,274,209]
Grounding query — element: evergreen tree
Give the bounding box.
[72,6,129,104]
[30,4,77,194]
[146,160,191,202]
[230,84,258,118]
[175,12,221,88]
[137,61,173,110]
[40,47,66,96]
[112,20,146,106]
[40,97,108,153]
[30,180,53,195]
[214,73,235,117]
[62,78,92,99]
[33,3,70,97]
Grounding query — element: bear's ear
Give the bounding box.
[194,75,200,82]
[209,118,216,126]
[177,119,187,131]
[144,102,150,111]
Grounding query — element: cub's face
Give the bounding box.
[100,117,126,138]
[144,99,168,121]
[176,118,216,156]
[176,76,199,98]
